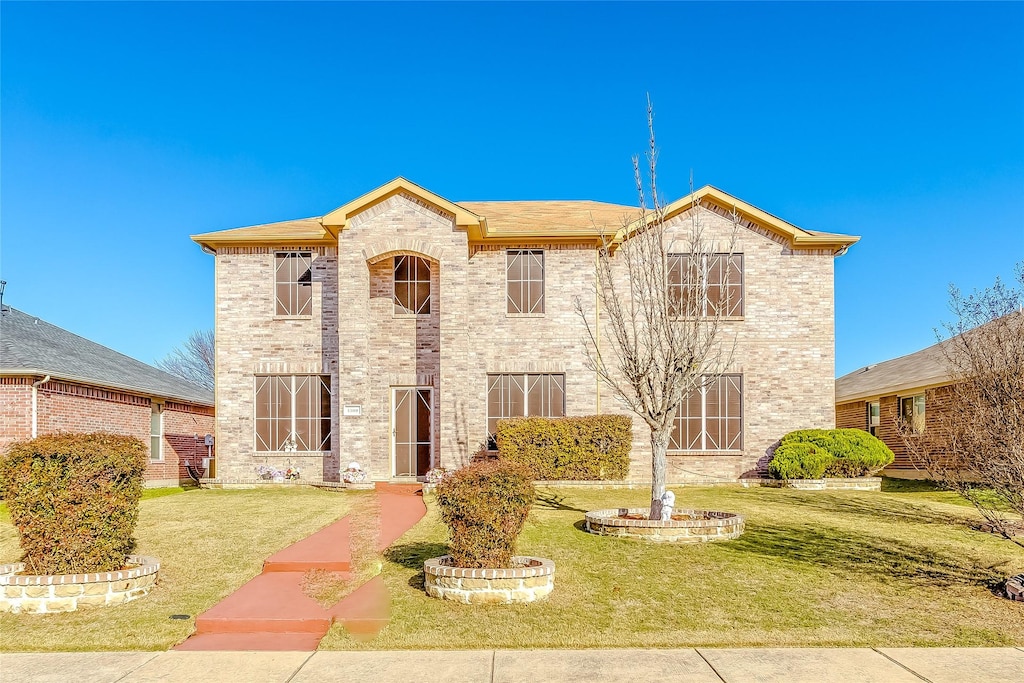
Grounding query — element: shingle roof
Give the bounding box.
[0,306,213,406]
[457,200,637,236]
[835,339,951,403]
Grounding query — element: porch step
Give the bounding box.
[263,517,352,572]
[193,572,332,635]
[173,631,324,651]
[330,575,390,639]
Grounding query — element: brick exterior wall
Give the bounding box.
[211,193,841,484]
[836,384,953,473]
[0,377,214,487]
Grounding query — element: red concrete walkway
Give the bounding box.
[176,483,425,651]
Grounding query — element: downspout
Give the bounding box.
[31,375,51,438]
[595,248,601,413]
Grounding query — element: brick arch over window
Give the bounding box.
[363,239,444,266]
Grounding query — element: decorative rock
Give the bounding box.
[585,508,745,543]
[423,556,555,605]
[1006,574,1024,601]
[0,556,160,614]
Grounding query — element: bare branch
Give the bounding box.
[156,328,215,391]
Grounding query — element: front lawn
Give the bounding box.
[0,487,355,651]
[320,483,1024,649]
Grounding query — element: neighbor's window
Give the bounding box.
[486,373,564,447]
[668,254,743,317]
[254,375,332,452]
[900,394,926,434]
[150,403,163,461]
[867,401,880,436]
[669,374,743,451]
[506,250,545,314]
[275,252,313,316]
[394,256,431,314]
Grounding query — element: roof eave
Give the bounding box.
[0,368,214,407]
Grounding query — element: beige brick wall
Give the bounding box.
[210,194,839,483]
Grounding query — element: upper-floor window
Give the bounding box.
[866,400,880,436]
[394,255,431,315]
[669,374,743,451]
[275,252,313,316]
[150,403,163,461]
[254,375,332,452]
[900,394,926,434]
[507,250,545,314]
[668,254,743,317]
[486,373,564,447]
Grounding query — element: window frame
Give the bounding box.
[866,400,880,436]
[506,249,545,315]
[393,255,432,315]
[274,251,314,317]
[254,375,333,453]
[667,253,744,318]
[150,403,163,462]
[900,393,926,434]
[669,374,744,452]
[486,372,565,447]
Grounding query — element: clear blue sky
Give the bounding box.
[2,2,1021,377]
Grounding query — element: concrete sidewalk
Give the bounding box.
[2,648,1023,683]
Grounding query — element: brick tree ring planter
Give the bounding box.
[423,555,555,604]
[1006,574,1024,602]
[0,555,160,614]
[585,508,745,543]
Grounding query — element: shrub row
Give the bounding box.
[0,432,148,574]
[496,415,632,480]
[768,428,895,479]
[435,460,535,569]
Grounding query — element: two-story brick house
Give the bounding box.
[192,178,858,484]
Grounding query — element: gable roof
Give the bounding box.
[191,178,858,254]
[614,185,859,254]
[0,306,214,406]
[835,339,950,404]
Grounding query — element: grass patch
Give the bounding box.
[319,485,1024,650]
[140,486,188,501]
[0,487,353,651]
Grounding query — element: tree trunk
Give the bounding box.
[649,429,669,520]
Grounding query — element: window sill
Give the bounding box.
[393,313,432,319]
[670,316,745,322]
[254,451,331,456]
[273,315,313,321]
[506,313,546,318]
[668,450,744,456]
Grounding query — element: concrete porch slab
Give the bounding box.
[492,649,722,683]
[697,647,924,682]
[878,647,1024,683]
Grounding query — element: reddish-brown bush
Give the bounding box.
[434,460,535,569]
[0,432,148,574]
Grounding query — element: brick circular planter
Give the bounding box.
[0,555,160,614]
[585,508,744,542]
[1006,574,1024,602]
[423,555,554,604]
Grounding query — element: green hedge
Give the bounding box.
[435,460,536,569]
[496,415,632,480]
[768,442,833,479]
[769,428,895,479]
[0,432,148,574]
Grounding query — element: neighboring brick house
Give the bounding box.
[0,306,215,487]
[192,178,858,484]
[835,339,953,477]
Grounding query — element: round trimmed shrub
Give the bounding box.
[0,432,148,574]
[768,442,834,479]
[434,460,536,569]
[780,428,894,477]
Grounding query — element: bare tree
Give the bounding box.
[898,264,1024,547]
[575,99,737,520]
[157,328,215,391]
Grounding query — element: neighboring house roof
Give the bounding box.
[835,339,951,404]
[191,177,859,254]
[0,306,214,406]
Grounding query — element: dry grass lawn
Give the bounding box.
[319,481,1024,650]
[0,487,352,651]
